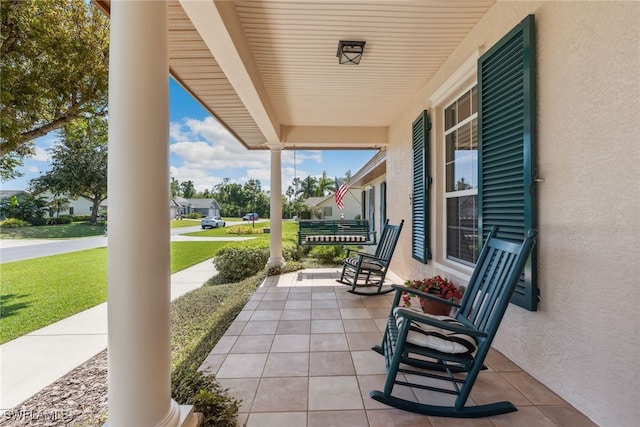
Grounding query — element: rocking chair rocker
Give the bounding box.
[370,226,538,417]
[337,219,404,295]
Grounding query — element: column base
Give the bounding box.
[104,401,200,427]
[266,257,286,268]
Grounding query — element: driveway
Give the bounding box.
[0,220,256,263]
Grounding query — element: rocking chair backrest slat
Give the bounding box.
[374,220,403,266]
[457,226,537,334]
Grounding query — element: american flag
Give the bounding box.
[334,177,348,210]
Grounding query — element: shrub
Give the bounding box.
[226,225,263,235]
[0,218,30,228]
[213,241,270,282]
[70,214,92,222]
[171,273,264,426]
[308,245,356,265]
[184,212,203,219]
[29,217,48,226]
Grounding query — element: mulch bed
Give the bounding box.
[1,351,108,427]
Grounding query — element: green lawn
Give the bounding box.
[170,218,202,228]
[0,241,228,344]
[187,220,299,237]
[0,222,106,239]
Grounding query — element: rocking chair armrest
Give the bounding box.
[390,284,461,308]
[394,307,487,338]
[345,248,368,258]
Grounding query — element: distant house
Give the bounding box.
[303,189,361,221]
[185,198,221,217]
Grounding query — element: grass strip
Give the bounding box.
[0,241,228,344]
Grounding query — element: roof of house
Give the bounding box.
[0,190,30,200]
[185,198,220,209]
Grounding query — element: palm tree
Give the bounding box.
[316,171,334,196]
[49,196,70,218]
[296,175,318,199]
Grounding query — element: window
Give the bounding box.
[323,206,332,218]
[379,181,387,231]
[69,207,74,215]
[444,87,478,265]
[368,186,375,233]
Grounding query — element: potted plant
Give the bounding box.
[401,276,464,316]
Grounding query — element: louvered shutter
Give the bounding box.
[412,111,431,263]
[478,14,538,310]
[380,181,387,231]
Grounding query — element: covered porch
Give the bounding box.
[202,268,595,427]
[94,1,638,426]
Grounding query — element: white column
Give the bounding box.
[267,144,285,267]
[107,2,191,426]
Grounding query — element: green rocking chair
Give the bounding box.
[337,219,404,295]
[370,226,538,417]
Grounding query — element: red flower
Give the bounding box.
[402,275,464,308]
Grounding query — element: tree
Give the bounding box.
[180,180,195,198]
[30,117,108,224]
[296,175,318,199]
[49,196,70,218]
[1,0,109,180]
[316,171,334,197]
[170,177,181,198]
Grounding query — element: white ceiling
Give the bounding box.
[97,0,496,150]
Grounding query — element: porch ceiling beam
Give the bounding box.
[179,0,281,144]
[283,125,388,149]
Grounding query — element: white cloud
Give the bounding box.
[27,166,40,173]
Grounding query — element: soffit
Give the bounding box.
[95,0,495,150]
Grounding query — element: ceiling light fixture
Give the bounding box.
[337,40,366,65]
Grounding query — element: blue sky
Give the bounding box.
[3,78,377,194]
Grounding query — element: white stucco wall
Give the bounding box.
[385,2,640,426]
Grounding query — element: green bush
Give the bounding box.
[309,245,355,265]
[184,212,203,219]
[0,218,30,228]
[70,214,92,222]
[171,273,265,426]
[29,216,73,226]
[226,225,263,235]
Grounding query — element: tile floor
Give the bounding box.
[199,268,596,427]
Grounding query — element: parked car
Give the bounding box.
[201,215,225,229]
[242,213,259,221]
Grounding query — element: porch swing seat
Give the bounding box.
[370,226,538,418]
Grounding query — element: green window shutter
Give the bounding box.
[369,187,375,233]
[380,181,387,231]
[361,190,366,219]
[412,111,432,263]
[478,14,538,310]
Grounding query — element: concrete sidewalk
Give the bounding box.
[0,258,218,411]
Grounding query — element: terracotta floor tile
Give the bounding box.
[276,320,311,334]
[216,377,260,413]
[352,350,387,375]
[260,292,289,301]
[357,374,419,410]
[485,348,521,372]
[311,308,341,319]
[230,335,274,354]
[280,308,311,320]
[347,332,382,351]
[311,299,339,309]
[242,320,279,335]
[309,333,349,351]
[428,416,493,427]
[340,308,374,319]
[198,353,226,376]
[538,404,599,427]
[366,408,432,427]
[257,300,287,310]
[338,299,367,308]
[225,321,247,335]
[308,376,364,410]
[489,405,559,427]
[470,372,532,406]
[211,335,238,354]
[250,377,309,412]
[501,371,566,405]
[285,292,312,301]
[250,309,282,321]
[343,318,380,333]
[270,334,310,352]
[308,410,369,427]
[245,412,307,427]
[311,319,345,333]
[284,299,312,310]
[311,291,337,300]
[309,351,355,376]
[263,352,309,377]
[216,353,267,378]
